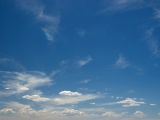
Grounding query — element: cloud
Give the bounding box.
[0,71,53,96]
[15,0,60,42]
[114,55,129,69]
[0,108,15,114]
[52,91,100,105]
[62,109,85,116]
[154,9,160,20]
[146,28,160,57]
[78,56,93,67]
[101,0,144,13]
[150,103,156,106]
[102,111,126,118]
[59,91,82,97]
[22,94,50,102]
[80,79,91,84]
[134,111,145,118]
[117,98,145,107]
[1,102,34,114]
[0,103,158,120]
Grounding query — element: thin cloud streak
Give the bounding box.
[15,0,60,42]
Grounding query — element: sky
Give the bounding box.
[0,0,160,120]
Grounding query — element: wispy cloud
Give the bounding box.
[0,71,53,96]
[80,79,91,84]
[114,55,130,69]
[101,0,144,13]
[52,90,100,105]
[102,111,126,118]
[15,0,60,42]
[78,56,93,67]
[22,94,50,102]
[116,98,145,107]
[146,28,160,57]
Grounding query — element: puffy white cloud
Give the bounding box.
[22,95,50,102]
[117,98,145,107]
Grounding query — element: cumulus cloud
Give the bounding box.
[78,56,93,67]
[0,103,158,120]
[117,98,145,107]
[22,94,50,102]
[15,0,60,42]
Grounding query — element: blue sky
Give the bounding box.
[0,0,160,120]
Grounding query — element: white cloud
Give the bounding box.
[52,91,100,105]
[114,55,129,69]
[117,98,145,107]
[0,104,158,120]
[0,71,53,96]
[15,0,59,42]
[59,91,82,97]
[0,108,15,114]
[22,94,50,102]
[102,111,126,118]
[134,111,145,118]
[62,109,85,116]
[78,56,93,67]
[1,102,34,114]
